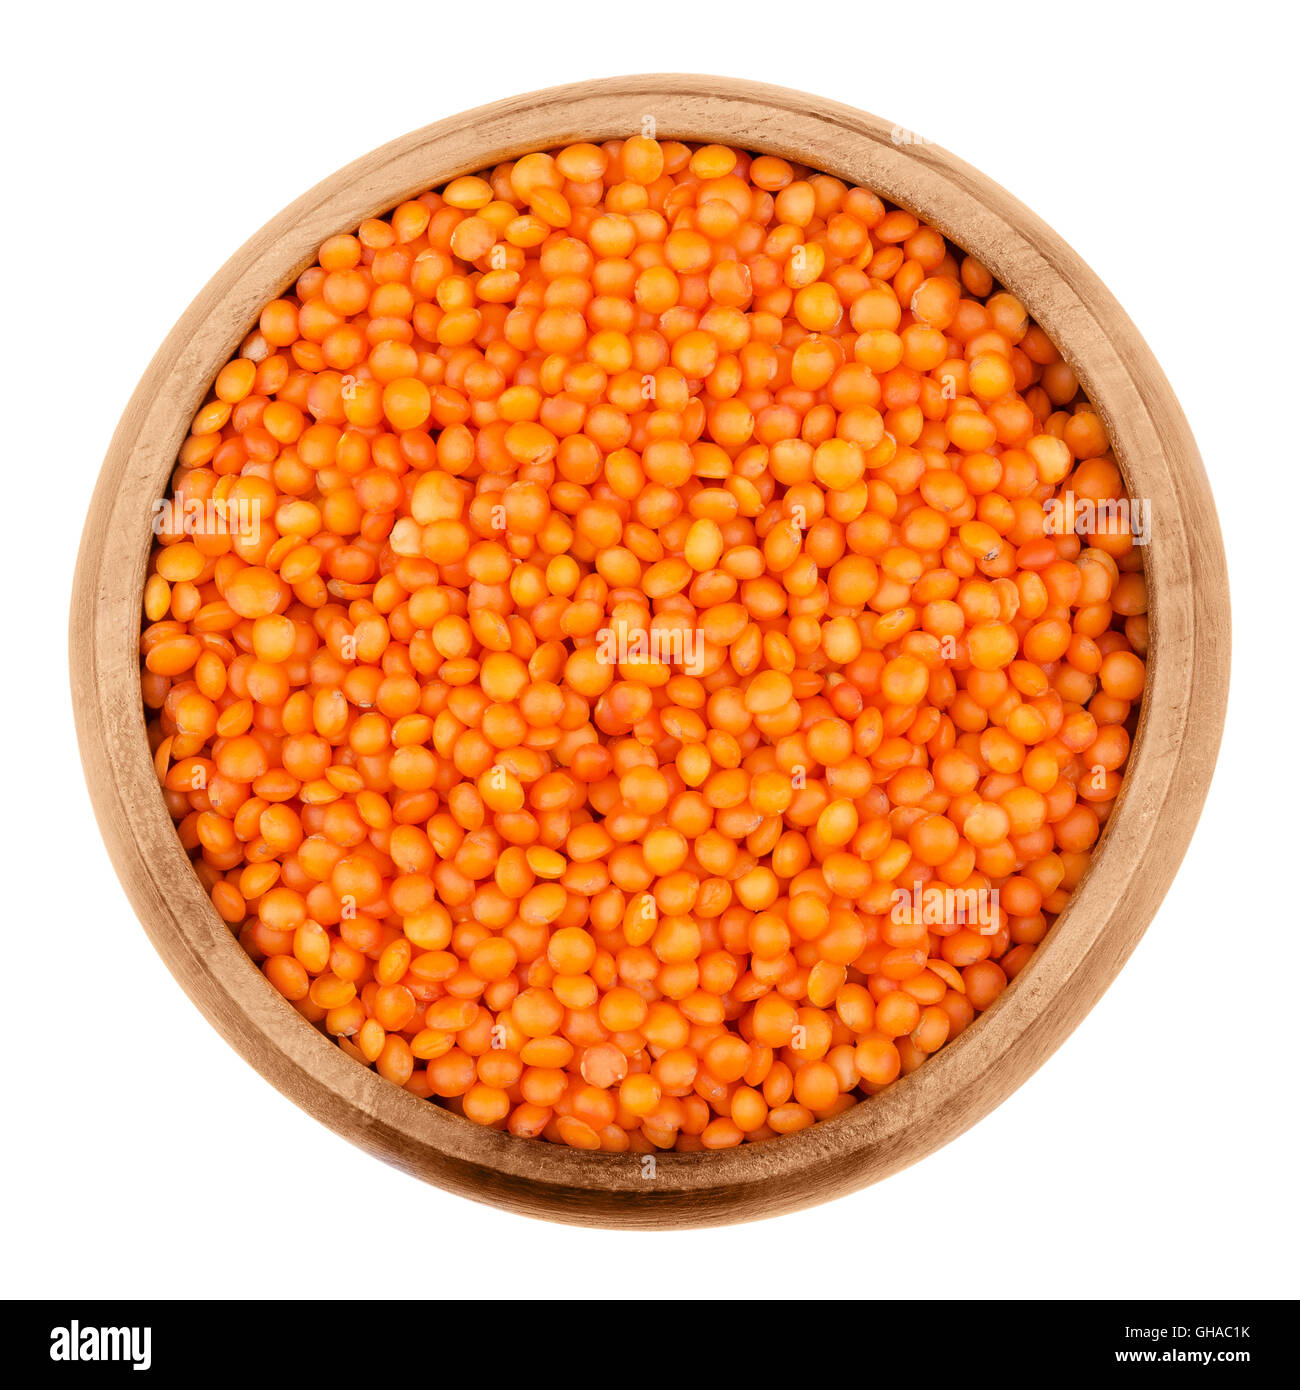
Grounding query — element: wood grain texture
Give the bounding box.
[69,75,1230,1229]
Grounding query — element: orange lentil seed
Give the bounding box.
[145,137,1146,1152]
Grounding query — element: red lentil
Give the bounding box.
[144,138,1146,1152]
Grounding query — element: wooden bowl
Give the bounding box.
[70,75,1230,1228]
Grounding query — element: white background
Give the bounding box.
[4,0,1295,1301]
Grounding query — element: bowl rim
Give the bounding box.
[70,73,1230,1229]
